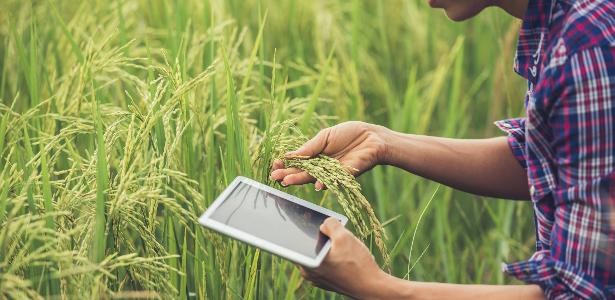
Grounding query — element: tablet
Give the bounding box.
[198,176,348,268]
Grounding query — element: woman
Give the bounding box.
[270,0,615,299]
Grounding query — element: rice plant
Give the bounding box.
[0,0,535,299]
[258,120,389,264]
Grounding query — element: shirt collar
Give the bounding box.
[514,0,556,82]
[514,0,579,81]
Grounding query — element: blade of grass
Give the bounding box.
[299,46,335,132]
[405,184,439,279]
[180,228,188,299]
[244,249,260,300]
[0,151,11,222]
[40,145,54,230]
[238,11,268,101]
[92,90,108,265]
[50,0,85,63]
[0,95,16,169]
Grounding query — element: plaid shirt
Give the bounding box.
[494,0,615,299]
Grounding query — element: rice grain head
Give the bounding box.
[258,120,389,265]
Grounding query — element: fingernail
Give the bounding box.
[281,181,288,187]
[315,185,321,191]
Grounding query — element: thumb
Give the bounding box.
[319,217,343,239]
[285,129,329,159]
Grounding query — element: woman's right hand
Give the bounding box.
[269,121,391,190]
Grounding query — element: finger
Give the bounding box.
[337,158,361,177]
[314,180,326,191]
[299,266,308,278]
[285,128,330,158]
[320,217,345,239]
[270,168,303,181]
[311,281,334,291]
[344,164,360,176]
[282,171,315,186]
[305,274,337,292]
[299,267,317,282]
[271,159,285,172]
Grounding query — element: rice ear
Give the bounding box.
[259,120,390,265]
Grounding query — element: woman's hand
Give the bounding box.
[300,218,412,299]
[302,218,545,300]
[270,121,390,190]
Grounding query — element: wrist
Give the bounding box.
[372,124,396,166]
[360,271,414,300]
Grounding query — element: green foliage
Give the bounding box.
[0,0,534,299]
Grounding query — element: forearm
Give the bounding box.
[380,129,530,200]
[372,274,545,300]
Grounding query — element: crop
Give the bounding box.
[260,120,389,264]
[0,0,536,299]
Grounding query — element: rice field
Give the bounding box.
[0,0,535,299]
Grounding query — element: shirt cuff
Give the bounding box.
[503,252,615,299]
[494,118,527,169]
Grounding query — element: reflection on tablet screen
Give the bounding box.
[209,182,329,258]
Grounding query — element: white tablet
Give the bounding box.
[198,176,348,268]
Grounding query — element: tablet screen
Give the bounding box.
[209,182,329,258]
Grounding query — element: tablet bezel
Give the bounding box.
[198,176,348,268]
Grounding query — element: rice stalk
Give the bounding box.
[0,0,532,298]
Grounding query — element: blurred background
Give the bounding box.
[0,0,534,299]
